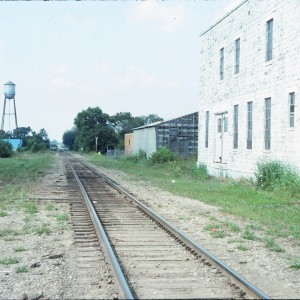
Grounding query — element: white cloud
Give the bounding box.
[129,1,186,33]
[48,76,75,89]
[114,65,176,89]
[94,61,111,73]
[50,64,71,75]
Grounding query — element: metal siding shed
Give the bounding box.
[132,112,198,158]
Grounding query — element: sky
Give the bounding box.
[0,0,241,142]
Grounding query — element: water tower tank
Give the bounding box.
[4,81,16,99]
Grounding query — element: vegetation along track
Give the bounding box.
[63,152,270,299]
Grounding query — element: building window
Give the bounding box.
[233,105,239,149]
[224,115,228,132]
[220,48,224,80]
[205,111,209,148]
[247,101,253,149]
[289,92,295,128]
[235,38,240,74]
[265,98,271,150]
[266,19,273,61]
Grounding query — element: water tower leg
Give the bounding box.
[13,97,18,135]
[1,97,7,132]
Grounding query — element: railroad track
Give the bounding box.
[63,152,270,299]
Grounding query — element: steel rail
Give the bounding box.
[66,159,134,300]
[74,155,270,300]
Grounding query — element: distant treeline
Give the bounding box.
[63,107,162,153]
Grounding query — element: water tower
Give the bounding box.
[1,81,18,135]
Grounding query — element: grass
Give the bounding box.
[290,258,300,270]
[236,244,250,251]
[86,153,300,240]
[34,224,51,235]
[264,237,285,252]
[16,266,28,273]
[0,152,54,184]
[0,257,19,265]
[242,228,258,241]
[55,212,69,221]
[46,203,55,211]
[0,228,21,237]
[14,246,27,252]
[0,210,8,217]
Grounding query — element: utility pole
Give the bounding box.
[95,136,98,153]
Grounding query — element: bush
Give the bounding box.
[126,150,147,163]
[193,163,209,179]
[0,140,13,158]
[255,160,300,196]
[150,147,177,164]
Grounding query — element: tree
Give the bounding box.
[62,128,76,150]
[12,127,32,145]
[74,107,117,152]
[141,114,163,125]
[0,140,13,158]
[110,113,163,148]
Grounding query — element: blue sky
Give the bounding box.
[0,0,240,141]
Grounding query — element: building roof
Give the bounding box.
[133,111,198,131]
[199,0,247,37]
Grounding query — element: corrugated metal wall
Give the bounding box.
[132,112,198,158]
[133,127,157,157]
[156,112,198,158]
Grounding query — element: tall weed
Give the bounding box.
[255,160,300,196]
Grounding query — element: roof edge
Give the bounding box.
[200,0,248,37]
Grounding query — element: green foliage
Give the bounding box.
[290,258,300,270]
[16,265,28,273]
[126,150,147,163]
[14,246,26,252]
[21,202,38,214]
[236,244,250,251]
[34,224,50,235]
[193,163,209,179]
[0,229,21,237]
[255,160,300,196]
[0,139,13,158]
[74,107,118,152]
[242,228,257,241]
[264,237,285,252]
[62,128,76,150]
[150,147,177,164]
[56,213,69,221]
[0,257,19,265]
[0,210,8,217]
[0,152,54,183]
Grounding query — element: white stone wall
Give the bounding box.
[198,0,300,178]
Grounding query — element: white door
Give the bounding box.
[214,113,228,163]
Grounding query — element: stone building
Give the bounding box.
[197,0,299,178]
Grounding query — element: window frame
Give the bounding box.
[264,98,271,150]
[220,48,224,80]
[235,38,240,74]
[205,111,209,148]
[266,19,273,62]
[233,105,239,149]
[246,101,253,149]
[289,92,295,128]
